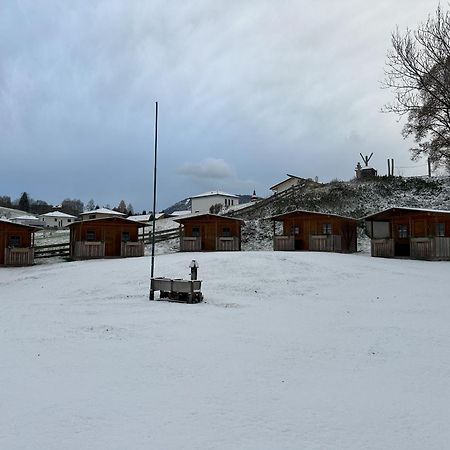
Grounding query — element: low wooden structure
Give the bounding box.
[68,217,145,260]
[151,277,203,303]
[173,214,243,251]
[0,219,36,266]
[365,207,450,260]
[271,210,357,253]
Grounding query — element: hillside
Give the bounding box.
[229,176,450,248]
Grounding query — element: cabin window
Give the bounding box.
[398,225,408,239]
[436,223,445,237]
[89,214,96,219]
[54,218,57,222]
[322,223,332,235]
[122,232,130,242]
[294,225,300,235]
[222,227,231,237]
[68,219,72,223]
[86,230,96,241]
[231,200,234,205]
[192,227,200,237]
[8,236,21,247]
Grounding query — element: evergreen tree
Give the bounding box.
[18,192,30,212]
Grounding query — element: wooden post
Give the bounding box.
[428,158,432,177]
[387,159,391,176]
[391,158,394,176]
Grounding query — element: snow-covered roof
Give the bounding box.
[67,216,145,227]
[40,211,77,218]
[190,191,239,199]
[128,213,165,222]
[270,209,358,222]
[270,174,306,190]
[80,208,125,216]
[364,206,450,221]
[13,215,39,220]
[169,210,191,217]
[173,213,245,223]
[0,218,40,230]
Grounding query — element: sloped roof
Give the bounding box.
[270,174,307,191]
[67,216,145,227]
[363,206,450,221]
[0,218,40,231]
[190,191,239,199]
[173,213,244,224]
[80,208,125,216]
[270,209,358,222]
[40,211,77,218]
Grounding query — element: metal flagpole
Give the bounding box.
[149,101,158,300]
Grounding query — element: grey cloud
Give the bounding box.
[178,158,235,180]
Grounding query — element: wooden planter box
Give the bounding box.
[4,247,34,266]
[121,241,144,258]
[216,237,239,251]
[309,235,342,252]
[273,235,295,251]
[73,241,105,259]
[371,239,394,258]
[180,237,201,252]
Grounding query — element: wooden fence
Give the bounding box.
[32,228,180,259]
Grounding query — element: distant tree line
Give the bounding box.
[0,193,138,217]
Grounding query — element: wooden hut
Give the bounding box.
[271,210,357,253]
[68,217,145,260]
[364,207,450,260]
[0,219,36,266]
[173,213,243,251]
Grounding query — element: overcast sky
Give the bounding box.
[0,0,442,211]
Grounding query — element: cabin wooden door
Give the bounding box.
[292,223,304,250]
[201,223,216,251]
[104,229,120,256]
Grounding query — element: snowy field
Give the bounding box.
[1,251,450,450]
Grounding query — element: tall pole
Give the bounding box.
[149,101,158,300]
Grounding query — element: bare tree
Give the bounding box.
[383,6,450,168]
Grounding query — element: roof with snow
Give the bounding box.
[270,209,358,222]
[169,210,191,217]
[190,191,239,199]
[128,213,165,222]
[80,208,125,216]
[40,211,77,218]
[270,174,307,191]
[364,207,450,221]
[173,213,245,224]
[0,218,40,231]
[67,216,145,227]
[13,215,39,220]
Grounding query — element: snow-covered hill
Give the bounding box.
[235,176,450,248]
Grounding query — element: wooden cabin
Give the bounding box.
[68,217,145,260]
[365,207,450,260]
[0,219,36,266]
[271,210,357,253]
[173,214,243,251]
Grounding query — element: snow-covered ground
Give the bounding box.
[1,252,449,450]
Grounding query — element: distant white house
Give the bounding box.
[190,191,239,214]
[270,174,318,194]
[79,208,125,221]
[40,211,77,228]
[11,215,42,228]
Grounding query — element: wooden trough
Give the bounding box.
[151,277,203,304]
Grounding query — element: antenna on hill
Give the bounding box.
[360,152,373,167]
[149,102,158,301]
